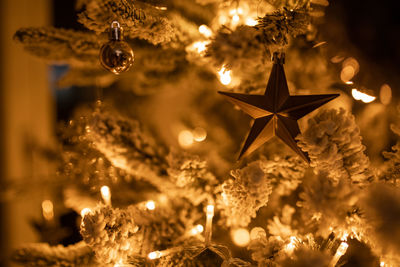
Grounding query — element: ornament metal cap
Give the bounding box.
[110,21,123,41]
[272,52,285,64]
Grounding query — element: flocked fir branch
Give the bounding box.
[10,0,400,266]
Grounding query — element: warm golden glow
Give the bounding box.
[42,200,54,221]
[190,224,204,235]
[245,17,257,26]
[218,65,232,85]
[193,127,207,142]
[178,130,194,148]
[285,236,297,253]
[146,200,156,210]
[380,262,385,267]
[198,25,212,38]
[336,242,349,256]
[148,251,162,260]
[206,204,214,217]
[100,185,111,205]
[351,88,376,103]
[192,41,209,54]
[343,57,359,74]
[380,84,392,105]
[231,228,250,247]
[80,208,92,217]
[329,242,349,267]
[340,66,355,83]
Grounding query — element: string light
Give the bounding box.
[148,251,162,260]
[285,236,298,253]
[205,204,214,245]
[351,88,376,103]
[146,200,156,210]
[245,18,257,26]
[329,241,348,267]
[42,200,54,221]
[80,208,92,217]
[190,41,209,54]
[231,228,250,247]
[178,130,194,148]
[193,127,207,142]
[218,65,232,85]
[100,185,111,205]
[198,25,212,38]
[380,84,392,105]
[380,262,385,267]
[190,224,204,235]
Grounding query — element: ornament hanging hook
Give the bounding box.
[110,20,123,41]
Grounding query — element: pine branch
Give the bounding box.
[77,0,193,45]
[14,27,102,67]
[12,242,96,267]
[297,108,375,186]
[255,7,311,48]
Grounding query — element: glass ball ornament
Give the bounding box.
[99,21,134,75]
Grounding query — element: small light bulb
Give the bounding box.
[100,185,111,205]
[198,25,213,38]
[196,224,204,233]
[336,242,349,257]
[80,208,92,217]
[146,200,156,210]
[206,205,214,217]
[231,228,250,247]
[380,262,385,267]
[232,14,240,22]
[351,89,376,103]
[178,130,194,148]
[148,251,162,260]
[218,65,232,85]
[193,127,207,142]
[42,200,54,221]
[245,18,257,26]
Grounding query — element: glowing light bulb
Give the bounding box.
[206,205,214,217]
[148,251,162,260]
[380,262,385,267]
[42,200,54,221]
[190,224,204,235]
[232,14,240,22]
[380,84,392,105]
[80,208,92,217]
[100,185,111,205]
[329,242,348,267]
[146,200,156,210]
[345,81,354,85]
[199,25,212,38]
[340,66,355,83]
[178,130,194,148]
[193,127,207,142]
[114,260,124,267]
[245,18,257,26]
[351,89,376,103]
[205,204,214,245]
[231,228,250,247]
[218,65,232,85]
[336,242,349,257]
[285,236,297,253]
[192,41,209,54]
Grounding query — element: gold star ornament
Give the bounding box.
[218,52,339,163]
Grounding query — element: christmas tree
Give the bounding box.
[6,0,400,266]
